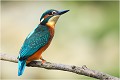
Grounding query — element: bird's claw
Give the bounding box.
[41,58,46,64]
[41,60,46,64]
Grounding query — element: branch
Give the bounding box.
[0,53,119,80]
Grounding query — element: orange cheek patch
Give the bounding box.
[44,14,52,19]
[44,14,49,19]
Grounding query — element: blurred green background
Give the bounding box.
[1,1,119,80]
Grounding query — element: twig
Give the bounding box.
[0,53,119,80]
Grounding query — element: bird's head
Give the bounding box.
[40,9,69,27]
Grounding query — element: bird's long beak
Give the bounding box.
[58,10,69,15]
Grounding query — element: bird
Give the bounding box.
[18,9,69,76]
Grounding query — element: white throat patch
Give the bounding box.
[46,15,60,27]
[48,15,60,23]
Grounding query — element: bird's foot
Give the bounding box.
[40,56,46,64]
[41,59,46,64]
[40,57,46,64]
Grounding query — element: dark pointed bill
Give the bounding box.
[58,10,69,15]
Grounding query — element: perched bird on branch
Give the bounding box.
[17,9,69,76]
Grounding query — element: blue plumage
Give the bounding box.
[18,24,50,60]
[18,60,26,76]
[18,24,50,76]
[18,9,69,76]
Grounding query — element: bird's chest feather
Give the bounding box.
[27,25,54,61]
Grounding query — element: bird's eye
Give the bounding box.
[52,11,56,15]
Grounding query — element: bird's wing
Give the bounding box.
[18,25,50,60]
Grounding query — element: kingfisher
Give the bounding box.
[18,9,69,76]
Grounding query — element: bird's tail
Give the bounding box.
[18,60,26,76]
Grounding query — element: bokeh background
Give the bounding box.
[1,1,119,80]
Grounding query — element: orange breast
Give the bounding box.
[27,25,55,62]
[27,40,52,61]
